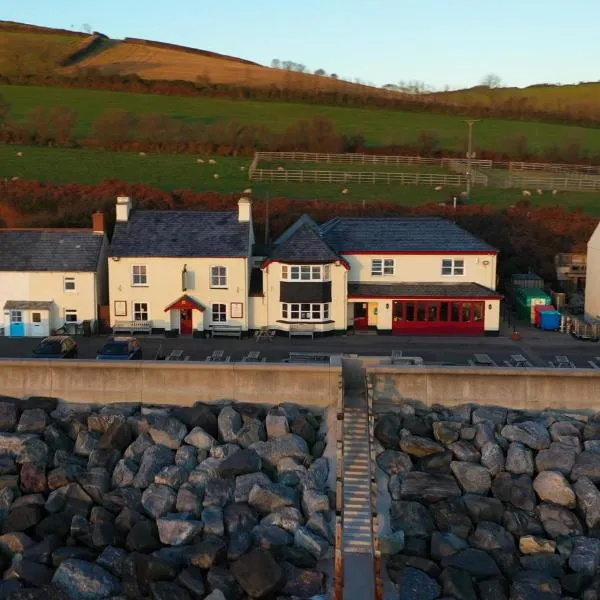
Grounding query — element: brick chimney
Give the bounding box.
[92,211,105,234]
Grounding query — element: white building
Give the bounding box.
[253,215,502,336]
[585,223,600,321]
[108,196,254,335]
[0,213,109,337]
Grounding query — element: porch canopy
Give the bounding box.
[4,300,53,310]
[163,294,205,312]
[348,282,502,300]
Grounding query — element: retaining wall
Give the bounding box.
[0,358,342,407]
[368,366,600,411]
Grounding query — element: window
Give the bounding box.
[210,266,227,288]
[32,312,41,324]
[281,303,330,321]
[132,265,147,286]
[212,303,226,322]
[281,265,329,281]
[64,277,76,292]
[441,259,465,276]
[10,311,22,323]
[65,310,78,323]
[133,303,148,321]
[371,258,394,276]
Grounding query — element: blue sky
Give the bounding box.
[5,0,599,89]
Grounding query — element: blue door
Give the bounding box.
[10,311,24,337]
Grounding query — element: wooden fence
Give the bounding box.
[506,174,600,192]
[509,161,600,174]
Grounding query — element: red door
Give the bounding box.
[392,301,404,333]
[180,309,193,334]
[353,303,369,330]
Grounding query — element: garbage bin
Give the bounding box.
[81,320,92,337]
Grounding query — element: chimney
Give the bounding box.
[92,211,105,234]
[238,197,252,223]
[116,196,132,222]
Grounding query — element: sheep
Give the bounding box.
[196,159,205,164]
[139,152,146,157]
[213,173,219,179]
[208,159,217,165]
[460,191,468,197]
[434,185,443,191]
[240,166,246,171]
[536,188,543,196]
[341,188,349,195]
[552,189,558,195]
[11,176,19,181]
[16,152,22,157]
[277,166,285,172]
[522,190,532,197]
[243,188,252,194]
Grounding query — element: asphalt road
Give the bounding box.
[1,330,599,369]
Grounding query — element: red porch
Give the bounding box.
[164,295,205,334]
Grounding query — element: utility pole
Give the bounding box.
[264,193,270,246]
[463,119,480,201]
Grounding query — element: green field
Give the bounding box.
[3,84,600,154]
[2,144,599,214]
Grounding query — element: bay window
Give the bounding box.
[281,303,330,321]
[281,265,330,281]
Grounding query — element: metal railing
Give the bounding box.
[334,371,344,600]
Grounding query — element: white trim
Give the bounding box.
[65,309,78,323]
[132,301,149,321]
[211,302,227,322]
[131,264,148,287]
[371,258,395,277]
[441,258,465,276]
[281,302,330,321]
[210,265,228,289]
[281,264,330,281]
[63,276,76,292]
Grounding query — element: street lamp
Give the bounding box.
[463,119,480,200]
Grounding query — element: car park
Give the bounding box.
[96,337,143,360]
[32,336,78,358]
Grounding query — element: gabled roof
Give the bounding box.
[110,211,250,258]
[319,217,497,253]
[273,214,319,246]
[0,230,105,272]
[269,223,341,264]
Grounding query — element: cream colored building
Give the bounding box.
[585,223,600,321]
[0,214,109,337]
[108,197,254,334]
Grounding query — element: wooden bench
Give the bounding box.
[286,352,330,363]
[289,323,315,339]
[113,320,152,335]
[210,324,243,339]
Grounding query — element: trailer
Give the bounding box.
[570,318,600,342]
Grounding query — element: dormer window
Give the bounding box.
[281,265,330,281]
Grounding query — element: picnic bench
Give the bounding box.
[210,324,243,339]
[288,323,315,339]
[113,320,152,335]
[285,352,330,364]
[468,353,498,367]
[242,351,266,363]
[205,350,231,362]
[254,328,277,342]
[165,349,190,361]
[503,354,533,368]
[549,355,575,368]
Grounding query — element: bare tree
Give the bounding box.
[481,73,502,88]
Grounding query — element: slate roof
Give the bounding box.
[0,230,105,272]
[319,217,497,253]
[269,224,340,264]
[348,282,502,298]
[110,211,250,258]
[4,300,54,310]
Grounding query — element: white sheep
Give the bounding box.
[208,159,217,165]
[11,176,19,181]
[460,191,468,197]
[213,173,219,179]
[277,166,285,172]
[522,190,532,197]
[243,188,252,194]
[139,152,146,157]
[434,185,443,191]
[552,189,558,195]
[196,159,205,164]
[16,152,22,157]
[240,166,246,171]
[536,188,543,195]
[341,188,349,195]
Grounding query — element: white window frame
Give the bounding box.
[281,303,330,322]
[281,264,329,281]
[132,302,148,321]
[210,266,228,289]
[131,265,148,287]
[441,258,465,276]
[371,258,394,277]
[212,303,227,322]
[64,277,76,292]
[65,309,78,323]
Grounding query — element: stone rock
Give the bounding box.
[433,421,461,444]
[472,406,508,427]
[448,440,481,462]
[17,408,48,434]
[519,535,557,554]
[0,401,18,431]
[294,526,328,559]
[98,420,132,452]
[77,467,110,503]
[442,548,501,579]
[491,472,536,511]
[510,570,561,600]
[430,531,469,561]
[252,523,292,549]
[388,554,441,579]
[148,416,187,450]
[52,559,121,599]
[584,418,600,441]
[3,505,43,532]
[265,407,290,439]
[157,514,203,545]
[203,478,234,507]
[549,420,582,446]
[569,536,600,576]
[450,461,491,494]
[463,494,504,524]
[172,403,218,437]
[474,421,497,448]
[395,567,441,600]
[248,482,297,514]
[124,432,153,461]
[501,421,551,450]
[230,549,283,598]
[102,486,142,514]
[218,406,242,442]
[133,445,174,488]
[189,535,227,569]
[112,458,138,487]
[374,413,402,448]
[19,437,49,465]
[574,476,600,528]
[506,442,534,475]
[520,553,564,578]
[236,419,267,449]
[176,566,206,598]
[234,472,271,503]
[7,556,55,587]
[96,545,127,576]
[306,456,328,490]
[533,471,576,507]
[250,434,310,469]
[155,465,187,488]
[399,435,445,457]
[503,506,544,537]
[301,489,329,516]
[429,497,473,539]
[126,521,161,553]
[225,502,260,535]
[572,450,600,483]
[216,449,261,478]
[88,448,120,472]
[261,506,303,534]
[419,450,452,473]
[175,445,198,471]
[176,484,202,517]
[440,566,477,600]
[470,521,515,552]
[88,411,127,433]
[380,530,405,555]
[290,415,317,447]
[184,426,217,451]
[204,591,227,600]
[390,501,435,537]
[203,506,225,537]
[142,484,176,518]
[400,472,461,504]
[149,581,192,600]
[536,503,584,539]
[74,430,100,456]
[376,450,413,476]
[536,443,577,475]
[0,432,36,459]
[281,562,324,597]
[20,461,47,494]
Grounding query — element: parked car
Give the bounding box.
[96,337,143,360]
[32,336,78,358]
